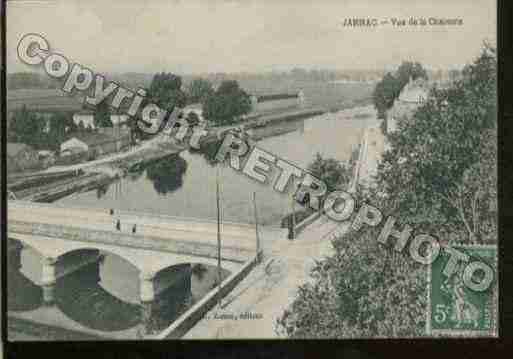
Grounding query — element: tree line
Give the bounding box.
[8,71,254,151]
[277,43,497,338]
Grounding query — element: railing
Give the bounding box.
[9,200,283,232]
[9,220,253,263]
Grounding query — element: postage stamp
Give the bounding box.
[427,245,498,337]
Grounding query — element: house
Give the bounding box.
[73,111,95,129]
[110,114,129,127]
[6,143,41,173]
[72,111,129,129]
[60,129,131,159]
[60,137,90,155]
[386,77,430,133]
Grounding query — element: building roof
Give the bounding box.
[63,132,117,147]
[184,103,203,111]
[73,111,95,116]
[7,142,34,157]
[398,78,429,103]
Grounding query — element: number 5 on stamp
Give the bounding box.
[427,245,497,337]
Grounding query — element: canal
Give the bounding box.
[8,105,378,340]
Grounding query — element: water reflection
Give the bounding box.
[133,154,188,195]
[60,113,377,225]
[56,272,141,332]
[7,240,43,312]
[8,240,232,338]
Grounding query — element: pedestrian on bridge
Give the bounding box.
[116,219,121,231]
[132,224,137,234]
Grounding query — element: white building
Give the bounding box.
[73,111,95,129]
[110,114,129,127]
[60,137,89,155]
[73,111,129,129]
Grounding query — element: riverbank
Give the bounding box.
[14,103,374,203]
[183,107,380,339]
[8,317,103,341]
[10,137,185,202]
[59,103,377,227]
[220,102,374,142]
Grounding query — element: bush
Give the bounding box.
[203,80,251,126]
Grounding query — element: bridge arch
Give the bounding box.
[8,237,45,264]
[6,238,44,312]
[53,249,142,332]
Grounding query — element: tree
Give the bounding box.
[186,78,214,104]
[372,61,428,119]
[440,126,497,244]
[395,61,428,88]
[307,153,352,191]
[372,72,401,119]
[47,113,76,151]
[8,105,46,148]
[94,101,112,128]
[145,154,188,194]
[148,72,187,112]
[202,80,251,126]
[277,43,497,339]
[377,43,496,243]
[277,203,427,338]
[186,111,200,127]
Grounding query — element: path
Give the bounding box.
[357,121,386,187]
[184,112,386,339]
[183,214,343,339]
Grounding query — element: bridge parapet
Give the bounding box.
[9,220,253,264]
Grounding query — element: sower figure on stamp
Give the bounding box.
[451,276,480,329]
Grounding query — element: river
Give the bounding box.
[9,105,379,340]
[60,105,378,225]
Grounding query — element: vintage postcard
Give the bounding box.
[4,0,498,340]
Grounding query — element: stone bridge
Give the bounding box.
[7,201,283,336]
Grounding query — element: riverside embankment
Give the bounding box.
[11,104,363,204]
[182,112,385,339]
[61,105,377,226]
[9,136,185,202]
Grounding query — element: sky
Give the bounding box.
[6,0,497,74]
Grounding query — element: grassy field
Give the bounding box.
[7,89,84,112]
[238,78,374,112]
[7,79,375,114]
